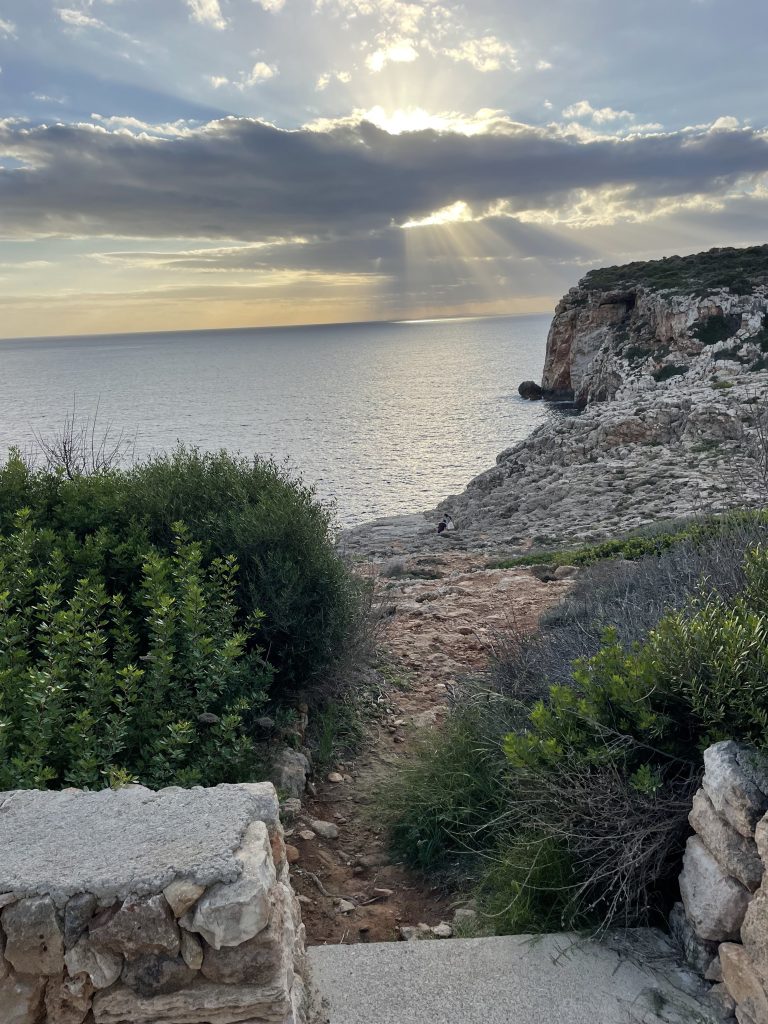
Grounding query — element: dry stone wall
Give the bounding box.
[673,741,768,1024]
[0,783,307,1024]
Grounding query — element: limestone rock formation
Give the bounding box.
[344,246,768,560]
[679,836,750,941]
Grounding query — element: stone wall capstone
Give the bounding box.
[0,782,307,1024]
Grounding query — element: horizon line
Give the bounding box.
[0,309,553,345]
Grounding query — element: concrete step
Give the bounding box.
[307,929,724,1024]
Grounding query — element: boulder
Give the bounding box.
[180,930,204,971]
[0,973,46,1024]
[668,902,719,976]
[518,380,543,400]
[64,893,99,949]
[689,788,763,890]
[2,895,64,975]
[0,926,9,980]
[201,926,284,986]
[162,879,205,919]
[309,820,339,840]
[64,935,123,990]
[271,748,310,800]
[121,953,197,997]
[741,886,768,985]
[44,972,95,1024]
[736,1000,759,1023]
[707,982,736,1019]
[89,894,180,959]
[184,821,276,949]
[720,942,768,1022]
[702,741,768,838]
[199,881,293,988]
[91,978,292,1024]
[754,813,768,866]
[279,798,302,825]
[679,836,750,941]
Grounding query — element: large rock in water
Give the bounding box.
[678,836,750,941]
[518,380,543,400]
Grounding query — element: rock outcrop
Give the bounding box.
[344,246,768,559]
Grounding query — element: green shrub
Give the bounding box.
[652,364,689,383]
[490,512,762,571]
[0,446,361,692]
[390,529,768,934]
[387,695,514,871]
[475,834,579,934]
[584,245,768,295]
[692,313,741,346]
[0,512,271,790]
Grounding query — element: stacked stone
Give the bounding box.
[674,741,768,1024]
[0,782,307,1024]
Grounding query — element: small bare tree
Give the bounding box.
[32,400,135,478]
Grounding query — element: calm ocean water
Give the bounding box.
[0,315,551,526]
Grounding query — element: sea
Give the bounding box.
[0,314,552,527]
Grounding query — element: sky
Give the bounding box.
[1,0,768,338]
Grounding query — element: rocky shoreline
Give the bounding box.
[344,249,768,560]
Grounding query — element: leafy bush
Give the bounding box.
[584,244,768,295]
[692,313,741,346]
[387,693,514,871]
[388,518,768,934]
[0,446,362,691]
[491,511,768,572]
[652,364,689,383]
[0,512,271,790]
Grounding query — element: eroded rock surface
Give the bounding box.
[344,256,768,559]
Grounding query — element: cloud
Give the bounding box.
[315,70,352,90]
[256,0,286,9]
[2,114,768,247]
[0,16,17,38]
[57,8,107,29]
[207,62,277,89]
[441,35,517,72]
[711,116,740,131]
[365,39,419,72]
[186,0,227,30]
[245,61,276,83]
[562,100,634,124]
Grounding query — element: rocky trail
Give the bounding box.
[287,545,574,947]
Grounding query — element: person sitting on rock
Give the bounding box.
[437,514,455,535]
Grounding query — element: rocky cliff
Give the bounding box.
[541,246,768,405]
[345,246,768,558]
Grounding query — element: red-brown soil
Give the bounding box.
[291,551,572,946]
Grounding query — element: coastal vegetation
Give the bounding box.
[386,511,768,934]
[583,244,768,296]
[0,443,363,789]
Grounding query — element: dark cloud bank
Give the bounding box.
[2,116,768,243]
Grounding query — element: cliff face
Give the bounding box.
[345,246,768,559]
[436,248,768,550]
[541,276,768,405]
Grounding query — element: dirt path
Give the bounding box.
[289,549,573,946]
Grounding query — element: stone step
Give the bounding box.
[307,929,724,1024]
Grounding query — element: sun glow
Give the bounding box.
[402,200,474,229]
[361,105,504,136]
